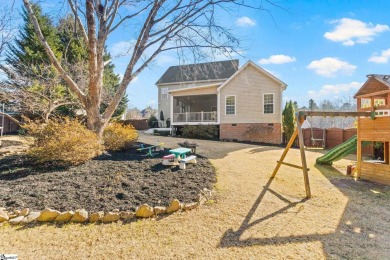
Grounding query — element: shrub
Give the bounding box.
[181,125,219,140]
[153,129,170,136]
[103,122,138,151]
[148,115,158,128]
[25,118,102,165]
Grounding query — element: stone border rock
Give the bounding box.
[0,188,215,226]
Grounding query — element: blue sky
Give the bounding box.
[107,0,390,109]
[31,1,390,109]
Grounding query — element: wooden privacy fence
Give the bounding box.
[1,116,21,134]
[120,119,149,130]
[302,128,374,156]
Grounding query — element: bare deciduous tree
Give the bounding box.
[23,0,274,136]
[0,1,17,59]
[0,1,20,124]
[0,62,81,123]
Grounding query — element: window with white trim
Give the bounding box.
[226,96,236,115]
[161,88,168,99]
[264,94,274,114]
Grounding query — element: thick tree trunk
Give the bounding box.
[85,97,105,137]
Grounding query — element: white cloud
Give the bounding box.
[130,76,139,84]
[324,18,389,46]
[307,57,356,77]
[110,40,135,57]
[368,48,390,63]
[308,82,362,99]
[155,54,177,65]
[258,54,296,65]
[236,16,256,27]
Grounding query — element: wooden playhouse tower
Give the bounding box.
[354,74,390,185]
[271,74,390,199]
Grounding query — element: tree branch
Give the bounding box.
[108,1,153,34]
[22,0,86,104]
[0,112,21,126]
[67,0,89,42]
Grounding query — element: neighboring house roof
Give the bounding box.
[156,60,239,85]
[301,120,311,129]
[216,60,287,91]
[354,74,390,98]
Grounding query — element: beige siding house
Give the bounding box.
[156,60,287,144]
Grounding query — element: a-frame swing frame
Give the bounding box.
[271,110,371,199]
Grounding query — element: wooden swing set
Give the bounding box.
[271,110,371,198]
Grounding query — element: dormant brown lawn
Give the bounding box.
[1,146,389,259]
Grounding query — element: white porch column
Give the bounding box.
[217,91,221,124]
[170,95,174,123]
[201,111,204,122]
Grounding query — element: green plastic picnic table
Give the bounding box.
[169,147,192,160]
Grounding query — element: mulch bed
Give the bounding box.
[0,148,216,212]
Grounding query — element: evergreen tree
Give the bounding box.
[6,4,62,71]
[1,5,127,120]
[282,101,295,142]
[99,52,128,118]
[309,99,319,110]
[293,101,299,111]
[0,4,73,120]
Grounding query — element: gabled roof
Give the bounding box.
[217,60,287,91]
[354,74,390,98]
[156,60,239,85]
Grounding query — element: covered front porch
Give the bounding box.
[171,94,218,125]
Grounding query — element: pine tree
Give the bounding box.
[1,5,127,120]
[5,4,61,76]
[309,99,319,110]
[0,4,70,120]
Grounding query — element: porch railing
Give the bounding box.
[173,111,217,123]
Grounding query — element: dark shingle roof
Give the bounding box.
[156,60,239,85]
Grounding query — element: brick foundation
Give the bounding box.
[220,123,282,144]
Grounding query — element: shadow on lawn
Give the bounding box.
[219,177,310,248]
[219,165,390,259]
[246,146,284,155]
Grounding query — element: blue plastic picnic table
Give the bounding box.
[169,147,192,160]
